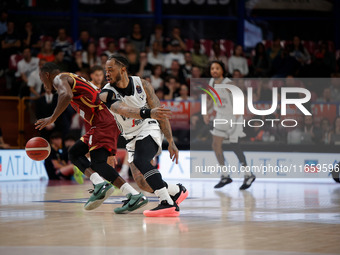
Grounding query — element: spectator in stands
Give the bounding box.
[165,26,187,52]
[150,64,164,90]
[183,51,193,80]
[0,127,10,149]
[53,48,69,72]
[147,41,164,66]
[0,10,8,36]
[267,36,282,63]
[271,45,299,77]
[104,41,117,57]
[301,115,321,144]
[317,87,332,103]
[22,21,40,55]
[320,118,331,144]
[228,44,248,77]
[89,65,105,89]
[44,132,74,180]
[155,88,164,100]
[232,69,243,78]
[128,23,147,54]
[70,50,89,73]
[148,24,165,51]
[164,40,185,69]
[136,51,152,78]
[252,42,270,77]
[82,42,100,67]
[163,75,180,100]
[174,84,193,102]
[330,117,340,145]
[27,58,46,98]
[314,41,336,73]
[192,40,209,70]
[289,36,310,66]
[124,42,140,75]
[245,119,265,142]
[330,73,340,102]
[191,65,202,78]
[0,21,21,72]
[37,40,55,62]
[15,47,39,97]
[165,60,186,85]
[99,53,109,70]
[209,41,228,69]
[74,30,91,51]
[54,28,73,61]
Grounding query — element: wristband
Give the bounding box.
[140,108,151,119]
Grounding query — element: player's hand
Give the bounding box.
[35,117,54,130]
[168,140,179,164]
[151,105,172,120]
[107,156,117,168]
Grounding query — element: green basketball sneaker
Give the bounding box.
[114,193,148,214]
[84,181,114,210]
[73,166,84,184]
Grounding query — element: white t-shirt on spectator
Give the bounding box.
[150,75,163,90]
[147,52,164,66]
[164,52,185,69]
[27,68,43,96]
[15,57,39,78]
[228,56,248,76]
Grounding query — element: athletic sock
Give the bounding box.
[167,183,180,196]
[90,172,105,185]
[154,187,174,205]
[120,183,139,196]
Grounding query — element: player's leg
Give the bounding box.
[212,135,233,188]
[230,143,256,190]
[132,135,179,217]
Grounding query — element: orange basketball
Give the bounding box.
[25,137,51,161]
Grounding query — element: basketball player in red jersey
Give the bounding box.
[35,62,171,213]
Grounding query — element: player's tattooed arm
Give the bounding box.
[142,79,179,163]
[99,89,171,120]
[35,74,73,130]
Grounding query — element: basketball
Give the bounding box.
[25,137,51,161]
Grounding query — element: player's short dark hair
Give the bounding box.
[108,54,129,68]
[209,60,226,77]
[40,62,60,74]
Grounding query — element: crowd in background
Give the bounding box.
[1,9,340,148]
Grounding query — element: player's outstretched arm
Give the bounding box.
[35,75,73,130]
[99,90,172,120]
[142,79,179,164]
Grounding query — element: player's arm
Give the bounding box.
[142,79,179,164]
[35,75,73,130]
[99,89,171,120]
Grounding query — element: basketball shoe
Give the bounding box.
[170,183,188,205]
[84,181,114,210]
[73,166,84,184]
[239,174,256,190]
[143,200,180,217]
[214,175,233,188]
[114,193,148,214]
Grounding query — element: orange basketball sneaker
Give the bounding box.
[171,183,188,205]
[143,201,180,217]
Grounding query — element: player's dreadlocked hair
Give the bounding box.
[108,54,129,68]
[40,62,60,74]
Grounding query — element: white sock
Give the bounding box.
[121,164,129,174]
[167,183,180,196]
[154,187,174,205]
[90,172,104,185]
[120,183,139,196]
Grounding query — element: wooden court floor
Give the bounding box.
[0,179,339,255]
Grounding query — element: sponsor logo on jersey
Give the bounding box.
[136,85,142,94]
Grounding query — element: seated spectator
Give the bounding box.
[245,119,265,142]
[82,42,100,67]
[22,21,40,55]
[228,44,248,77]
[317,87,332,103]
[174,84,193,101]
[37,40,55,62]
[165,26,187,52]
[209,41,228,69]
[150,64,164,90]
[301,115,322,144]
[183,51,193,80]
[53,48,69,72]
[191,65,202,78]
[330,73,340,102]
[104,41,117,57]
[165,60,186,85]
[330,117,340,145]
[163,75,180,100]
[136,51,152,78]
[44,132,74,180]
[27,58,46,98]
[320,118,331,144]
[287,126,303,144]
[289,36,310,66]
[128,23,147,54]
[125,42,140,75]
[314,41,336,73]
[89,65,105,89]
[74,30,91,51]
[99,53,109,70]
[69,50,89,73]
[0,127,10,149]
[147,41,164,66]
[191,40,209,70]
[164,40,185,69]
[271,46,299,77]
[252,42,270,77]
[0,10,8,36]
[267,36,282,63]
[155,88,164,100]
[54,28,73,61]
[148,24,165,51]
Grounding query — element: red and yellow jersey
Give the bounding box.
[65,73,106,125]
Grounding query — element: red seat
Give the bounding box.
[200,39,213,57]
[8,54,23,72]
[185,39,194,52]
[219,40,234,57]
[98,37,114,55]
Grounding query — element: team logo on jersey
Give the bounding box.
[136,85,142,94]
